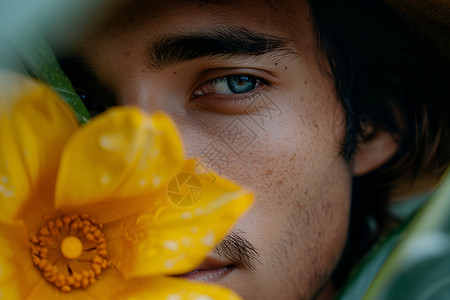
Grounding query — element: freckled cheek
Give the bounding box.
[222,111,350,229]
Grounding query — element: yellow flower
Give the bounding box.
[0,72,253,299]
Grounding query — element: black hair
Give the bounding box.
[308,0,450,288]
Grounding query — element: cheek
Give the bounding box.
[210,90,351,295]
[244,136,350,295]
[260,158,351,295]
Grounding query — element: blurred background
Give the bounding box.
[1,1,449,299]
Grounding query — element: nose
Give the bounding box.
[118,83,168,114]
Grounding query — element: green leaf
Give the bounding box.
[363,168,450,299]
[338,168,450,299]
[336,213,412,300]
[12,31,91,124]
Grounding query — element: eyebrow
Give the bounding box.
[144,26,299,70]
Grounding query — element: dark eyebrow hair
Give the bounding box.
[144,26,299,70]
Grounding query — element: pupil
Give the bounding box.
[228,76,257,94]
[77,90,106,117]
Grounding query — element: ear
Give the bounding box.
[352,128,399,176]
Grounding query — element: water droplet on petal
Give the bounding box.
[201,231,215,247]
[163,240,179,251]
[166,294,182,300]
[195,297,212,300]
[138,178,147,187]
[98,133,126,152]
[100,174,111,185]
[0,183,14,198]
[180,212,192,219]
[164,260,174,269]
[152,175,161,186]
[124,231,134,242]
[136,213,155,225]
[1,176,9,184]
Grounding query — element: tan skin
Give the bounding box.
[70,1,397,299]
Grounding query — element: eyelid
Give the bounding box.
[191,72,270,97]
[188,72,274,115]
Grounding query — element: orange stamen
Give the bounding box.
[30,214,111,292]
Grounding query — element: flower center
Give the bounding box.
[60,236,83,260]
[30,214,111,292]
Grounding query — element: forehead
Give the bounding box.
[81,0,313,47]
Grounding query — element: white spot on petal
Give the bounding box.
[100,174,111,185]
[99,133,126,152]
[138,178,147,187]
[191,227,198,234]
[180,212,192,219]
[195,208,204,216]
[0,183,14,198]
[163,240,179,251]
[201,231,215,247]
[99,136,112,150]
[0,176,9,184]
[181,237,193,246]
[164,260,175,269]
[195,296,213,300]
[166,295,181,300]
[152,175,162,186]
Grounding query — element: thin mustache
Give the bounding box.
[213,230,262,271]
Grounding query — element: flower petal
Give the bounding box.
[55,108,184,223]
[25,268,122,300]
[0,220,42,299]
[83,268,123,299]
[105,160,253,278]
[112,276,242,300]
[25,279,97,300]
[0,72,78,224]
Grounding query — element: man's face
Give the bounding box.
[71,0,352,298]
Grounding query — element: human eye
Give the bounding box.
[58,56,115,117]
[192,74,267,96]
[76,88,107,117]
[189,73,271,113]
